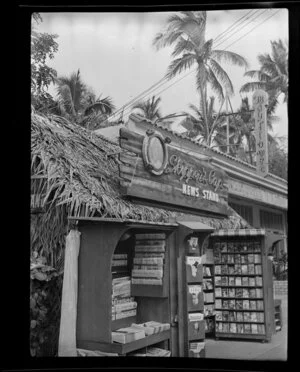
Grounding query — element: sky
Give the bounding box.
[35,9,288,144]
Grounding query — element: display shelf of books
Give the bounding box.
[76,223,172,356]
[131,233,169,297]
[185,237,206,357]
[212,238,269,341]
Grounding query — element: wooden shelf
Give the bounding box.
[77,330,170,355]
[215,296,263,300]
[215,274,261,277]
[216,320,264,324]
[215,308,264,312]
[214,285,262,288]
[219,252,260,255]
[215,332,266,340]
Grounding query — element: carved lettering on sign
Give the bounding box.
[253,90,268,177]
[119,127,229,215]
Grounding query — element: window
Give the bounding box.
[229,202,253,225]
[259,210,283,231]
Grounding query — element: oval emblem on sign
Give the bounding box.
[142,131,168,175]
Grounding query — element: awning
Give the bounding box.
[177,220,215,232]
[211,228,266,237]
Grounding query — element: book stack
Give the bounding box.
[112,276,136,320]
[131,233,166,286]
[111,253,129,278]
[129,347,171,357]
[188,312,204,322]
[146,347,171,357]
[213,239,266,338]
[129,321,170,335]
[189,341,205,357]
[112,326,146,344]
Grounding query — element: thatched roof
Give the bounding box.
[31,110,250,229]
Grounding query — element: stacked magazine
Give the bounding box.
[112,276,137,320]
[112,321,170,344]
[131,233,166,286]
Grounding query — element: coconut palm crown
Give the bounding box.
[54,69,115,129]
[153,11,248,130]
[240,39,288,115]
[132,96,162,122]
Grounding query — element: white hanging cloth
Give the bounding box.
[58,229,81,356]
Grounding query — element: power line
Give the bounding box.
[106,11,260,122]
[222,9,282,50]
[213,9,257,45]
[118,9,280,122]
[213,9,267,49]
[107,9,281,122]
[106,9,264,122]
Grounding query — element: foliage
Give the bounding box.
[268,138,288,180]
[31,13,59,112]
[153,11,248,133]
[132,96,162,122]
[54,69,116,129]
[30,253,62,357]
[240,39,288,117]
[273,249,288,280]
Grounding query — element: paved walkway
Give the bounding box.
[205,295,287,361]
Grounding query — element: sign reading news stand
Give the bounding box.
[253,90,269,177]
[119,127,229,216]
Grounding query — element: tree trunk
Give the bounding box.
[247,134,253,165]
[199,85,209,145]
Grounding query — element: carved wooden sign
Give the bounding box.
[119,127,229,215]
[253,90,269,177]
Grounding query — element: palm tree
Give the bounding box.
[240,39,288,116]
[132,96,162,122]
[54,69,115,129]
[231,97,256,164]
[178,96,241,155]
[153,11,248,133]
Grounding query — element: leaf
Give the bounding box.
[31,320,37,329]
[32,271,48,281]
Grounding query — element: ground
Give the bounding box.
[205,294,287,360]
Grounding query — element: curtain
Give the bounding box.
[58,229,81,356]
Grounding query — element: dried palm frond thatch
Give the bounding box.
[31,110,173,224]
[31,110,250,264]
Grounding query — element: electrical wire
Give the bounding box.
[213,9,257,45]
[213,9,267,49]
[106,9,282,122]
[105,9,265,122]
[222,9,281,51]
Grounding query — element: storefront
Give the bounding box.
[70,119,284,357]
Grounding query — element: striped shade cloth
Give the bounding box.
[211,229,266,237]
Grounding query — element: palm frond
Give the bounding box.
[208,59,234,97]
[195,63,209,93]
[152,30,182,50]
[165,53,197,80]
[206,67,224,101]
[171,36,196,57]
[244,70,270,81]
[84,96,115,116]
[211,50,249,69]
[239,81,267,94]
